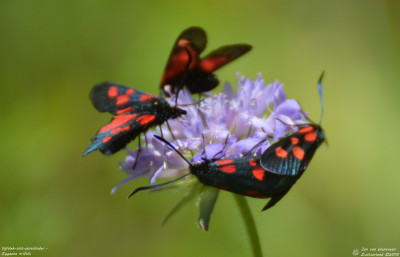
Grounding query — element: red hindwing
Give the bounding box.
[160,27,252,95]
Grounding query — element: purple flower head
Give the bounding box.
[114,74,307,191]
[112,73,308,229]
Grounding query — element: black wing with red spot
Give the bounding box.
[161,26,252,95]
[83,112,161,156]
[83,82,187,156]
[260,124,325,176]
[90,82,157,115]
[190,156,299,212]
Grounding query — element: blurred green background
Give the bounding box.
[1,0,399,256]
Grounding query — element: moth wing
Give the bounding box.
[83,112,158,156]
[260,136,303,176]
[90,82,156,115]
[197,44,252,73]
[161,27,207,93]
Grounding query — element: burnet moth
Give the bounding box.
[129,72,326,211]
[83,46,195,157]
[82,82,186,156]
[160,26,252,96]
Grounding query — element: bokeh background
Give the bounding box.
[1,0,399,256]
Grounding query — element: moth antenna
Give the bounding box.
[128,173,190,198]
[154,135,193,167]
[244,138,267,156]
[175,46,193,106]
[201,133,207,157]
[280,71,325,127]
[318,71,325,125]
[178,97,206,107]
[212,134,230,159]
[275,118,308,128]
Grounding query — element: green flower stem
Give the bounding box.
[234,194,263,257]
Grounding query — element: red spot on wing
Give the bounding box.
[116,107,132,115]
[220,165,236,174]
[110,127,121,135]
[252,168,265,181]
[163,43,199,83]
[291,137,299,145]
[121,126,130,132]
[216,185,229,190]
[116,95,130,106]
[245,191,259,196]
[137,114,156,125]
[249,158,257,166]
[139,94,154,102]
[178,39,190,47]
[126,88,135,95]
[305,131,318,142]
[163,50,188,81]
[110,126,129,134]
[99,114,137,133]
[293,146,305,160]
[275,146,288,158]
[199,56,228,73]
[298,126,314,134]
[107,86,118,98]
[215,159,233,165]
[102,137,112,143]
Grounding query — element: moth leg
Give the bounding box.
[166,120,182,152]
[159,125,164,138]
[132,136,141,170]
[144,133,148,148]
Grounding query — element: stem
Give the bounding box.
[234,194,263,257]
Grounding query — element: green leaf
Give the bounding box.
[198,186,219,231]
[161,182,201,226]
